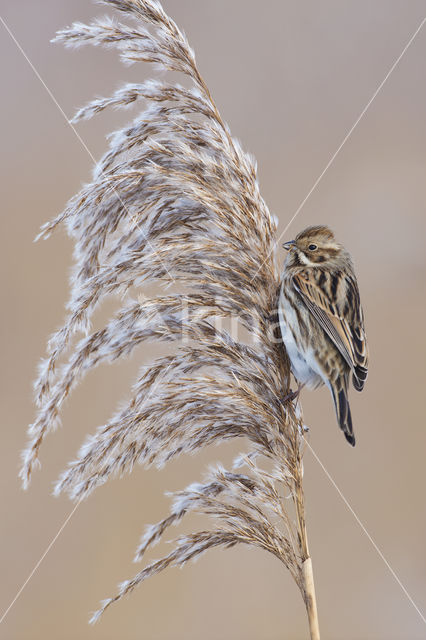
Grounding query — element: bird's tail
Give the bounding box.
[330,378,355,446]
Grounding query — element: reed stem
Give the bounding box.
[293,458,320,639]
[302,557,320,640]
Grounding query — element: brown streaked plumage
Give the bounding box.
[278,225,368,445]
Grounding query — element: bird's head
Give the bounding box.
[283,225,346,269]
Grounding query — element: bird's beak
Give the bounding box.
[282,240,295,251]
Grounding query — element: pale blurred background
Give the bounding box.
[1,1,426,638]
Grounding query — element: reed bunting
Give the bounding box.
[278,225,368,445]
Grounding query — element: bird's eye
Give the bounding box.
[308,244,317,251]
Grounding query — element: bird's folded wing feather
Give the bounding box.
[293,271,368,388]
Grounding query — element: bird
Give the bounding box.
[278,225,368,445]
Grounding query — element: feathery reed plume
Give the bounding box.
[22,1,320,637]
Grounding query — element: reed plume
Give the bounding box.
[21,1,320,636]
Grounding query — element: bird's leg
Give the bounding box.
[281,382,305,404]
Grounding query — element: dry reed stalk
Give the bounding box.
[22,1,320,637]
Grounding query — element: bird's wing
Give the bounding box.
[293,270,368,389]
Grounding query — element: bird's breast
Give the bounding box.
[278,283,324,389]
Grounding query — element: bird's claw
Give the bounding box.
[281,383,305,404]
